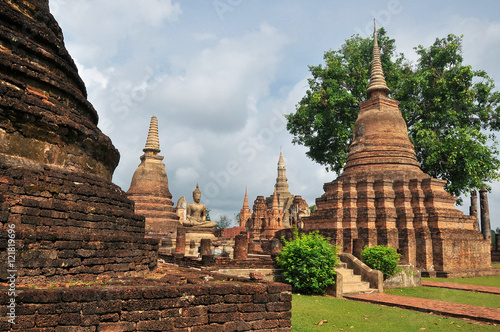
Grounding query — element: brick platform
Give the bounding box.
[0,280,292,331]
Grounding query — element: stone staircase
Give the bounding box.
[335,262,380,295]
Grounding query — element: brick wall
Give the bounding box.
[0,164,158,282]
[159,254,276,270]
[0,282,292,331]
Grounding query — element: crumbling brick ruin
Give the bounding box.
[242,150,310,240]
[0,1,292,330]
[0,0,158,283]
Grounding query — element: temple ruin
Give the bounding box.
[0,1,292,330]
[303,24,491,277]
[241,150,309,239]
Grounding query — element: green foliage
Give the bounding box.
[361,245,401,279]
[214,215,232,229]
[276,229,339,295]
[286,29,500,198]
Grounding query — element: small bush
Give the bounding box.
[276,229,339,295]
[361,245,401,279]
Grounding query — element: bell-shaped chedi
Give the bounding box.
[304,22,491,277]
[127,116,179,241]
[343,25,422,179]
[0,0,157,282]
[0,1,118,180]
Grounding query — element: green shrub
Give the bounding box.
[361,245,401,279]
[276,229,339,295]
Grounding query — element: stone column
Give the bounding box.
[248,234,256,253]
[175,226,186,256]
[479,186,491,242]
[470,190,479,230]
[233,234,248,260]
[200,238,212,256]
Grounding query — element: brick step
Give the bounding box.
[342,281,372,294]
[342,274,363,283]
[336,265,379,295]
[336,267,353,276]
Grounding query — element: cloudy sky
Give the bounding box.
[49,0,500,230]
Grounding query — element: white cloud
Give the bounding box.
[55,0,182,63]
[74,61,109,89]
[174,167,199,185]
[146,23,290,132]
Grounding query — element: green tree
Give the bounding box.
[286,29,500,198]
[276,229,339,295]
[215,215,232,229]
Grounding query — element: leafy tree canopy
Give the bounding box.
[286,29,500,198]
[214,215,232,229]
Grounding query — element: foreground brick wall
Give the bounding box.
[0,164,158,282]
[0,282,292,331]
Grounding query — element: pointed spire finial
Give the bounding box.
[366,19,391,98]
[278,147,285,166]
[243,187,249,209]
[143,116,160,153]
[272,186,279,209]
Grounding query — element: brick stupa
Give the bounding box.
[127,116,180,248]
[0,0,157,282]
[304,24,491,276]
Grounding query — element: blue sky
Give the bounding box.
[49,0,500,230]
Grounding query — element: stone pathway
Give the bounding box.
[344,283,500,324]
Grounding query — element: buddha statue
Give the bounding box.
[182,184,216,228]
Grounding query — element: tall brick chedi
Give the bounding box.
[127,116,180,242]
[0,0,157,281]
[304,24,491,276]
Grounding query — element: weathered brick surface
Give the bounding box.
[0,165,159,282]
[0,282,292,331]
[159,253,276,270]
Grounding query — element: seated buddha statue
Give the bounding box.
[182,184,216,228]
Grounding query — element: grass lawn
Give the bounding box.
[291,294,497,331]
[385,287,500,308]
[491,263,500,268]
[422,275,500,287]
